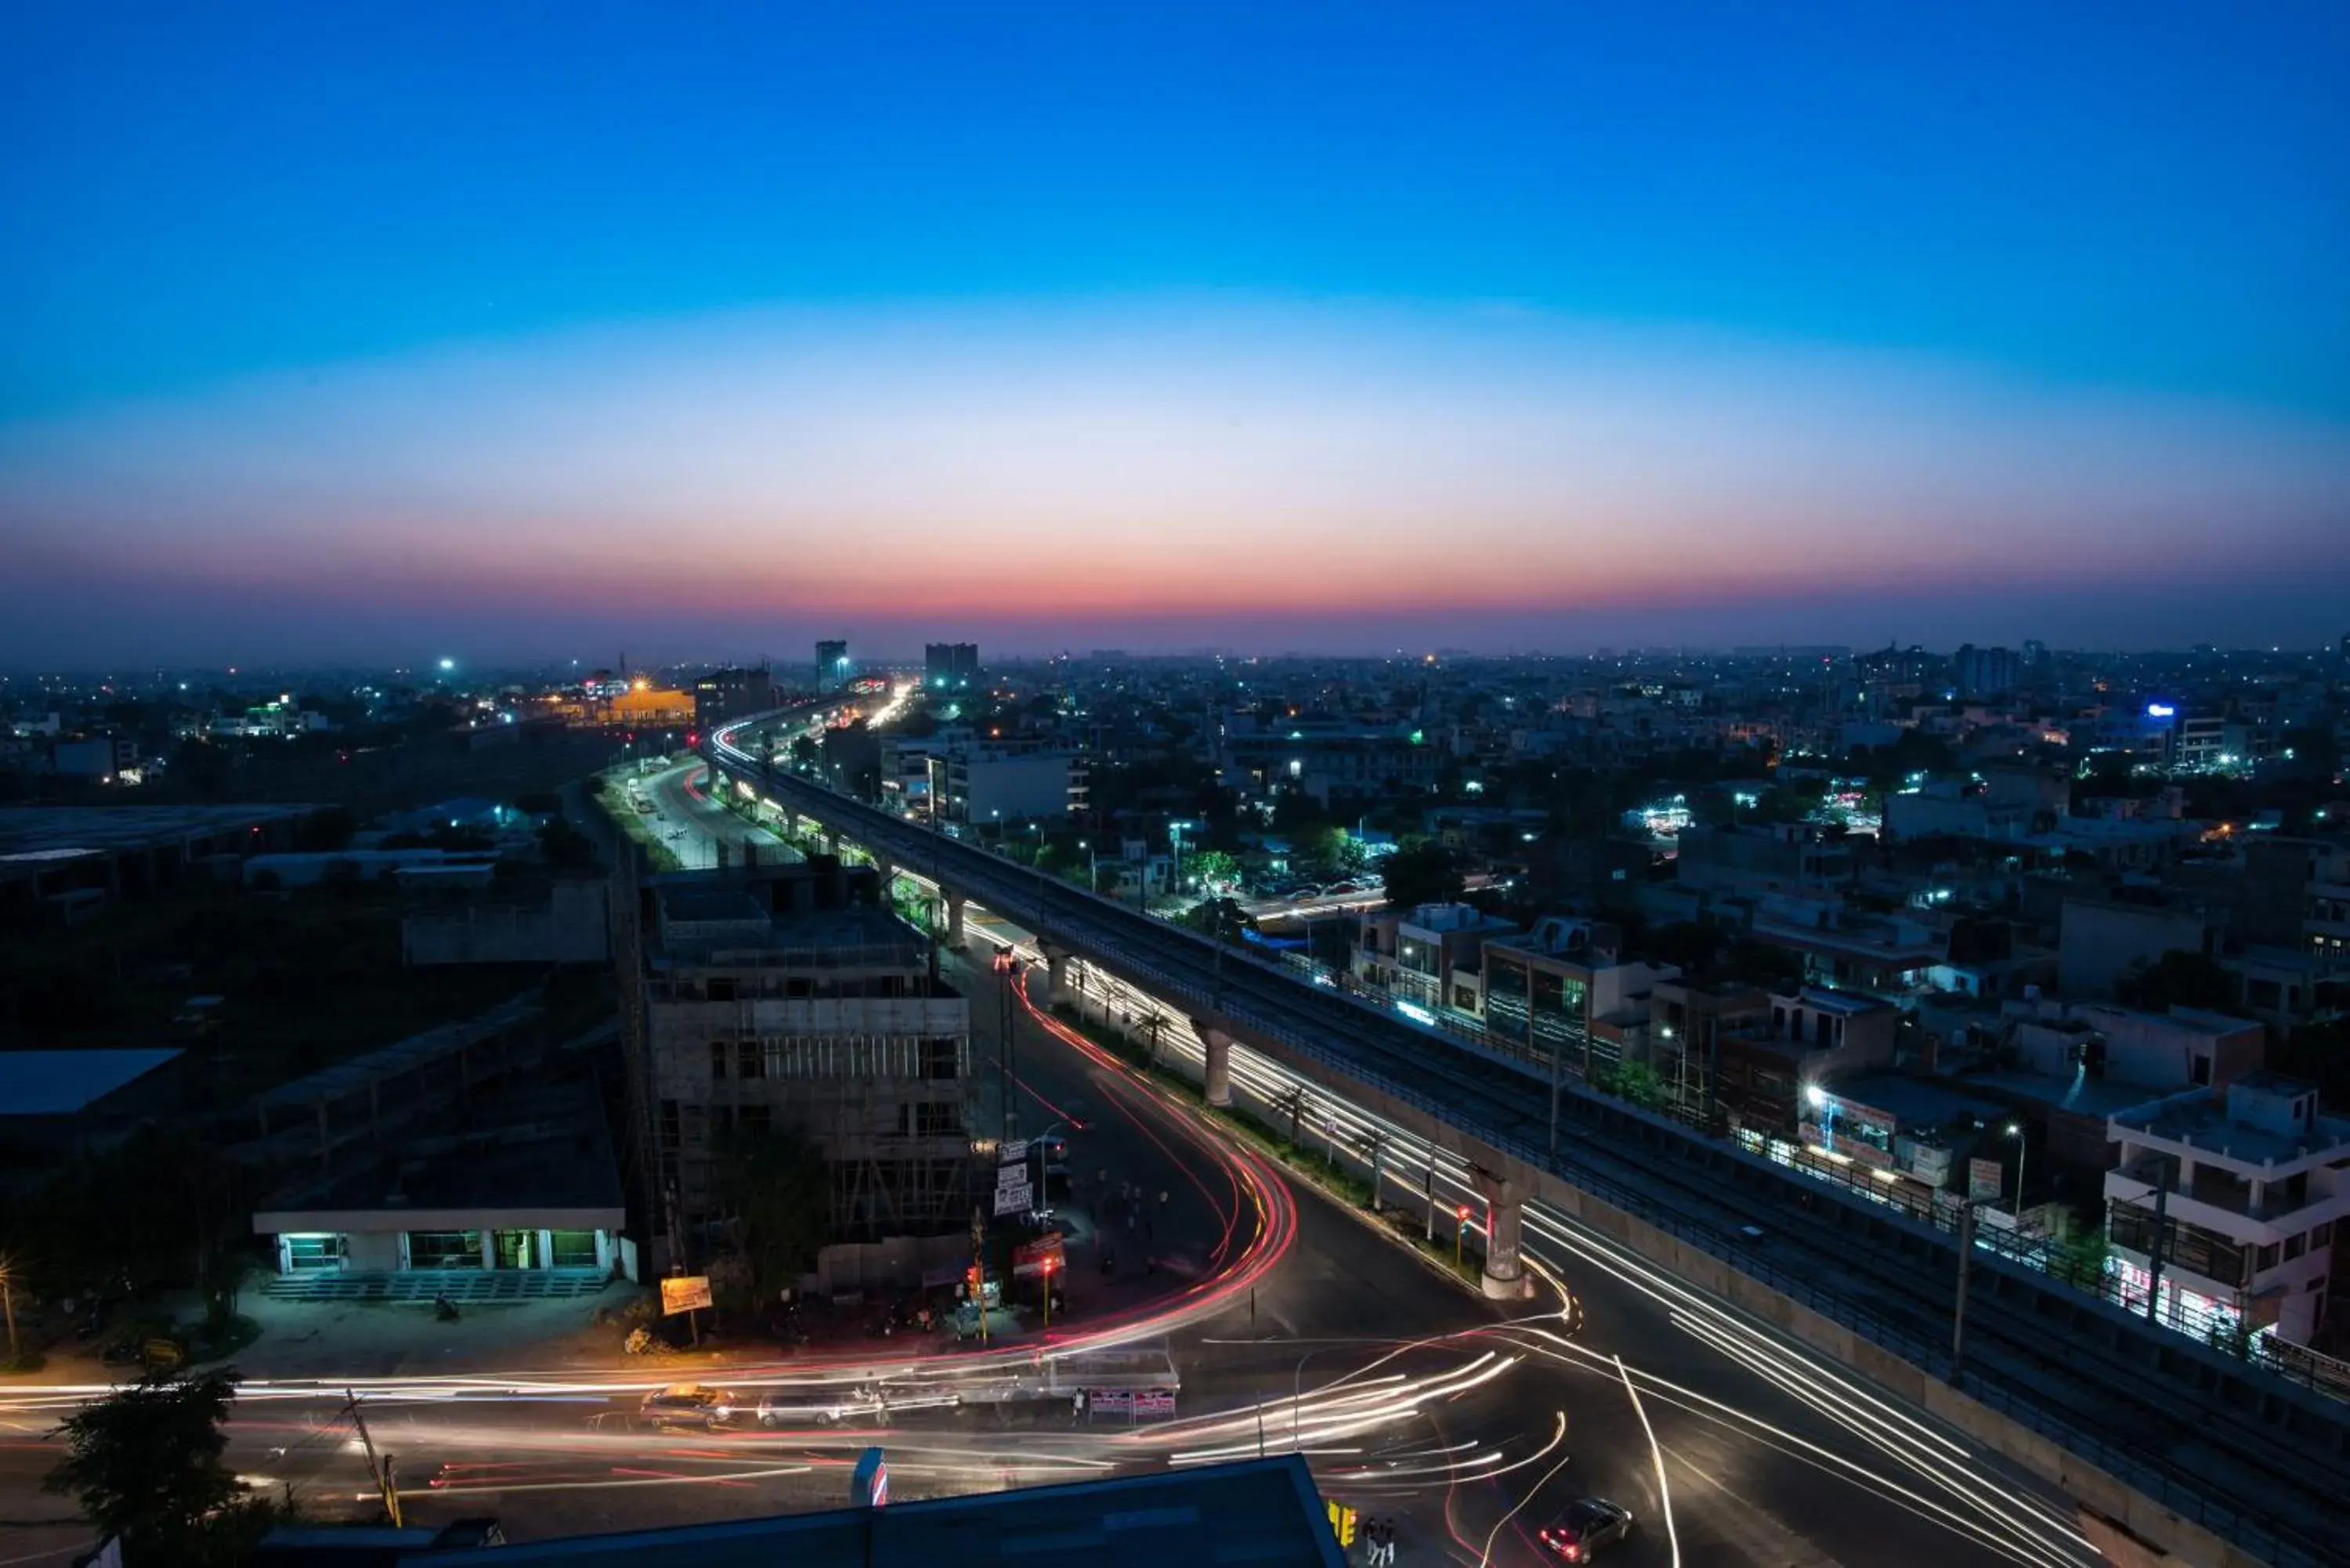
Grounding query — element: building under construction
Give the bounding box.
[614,856,977,1267]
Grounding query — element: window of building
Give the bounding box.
[407,1230,483,1269]
[2314,1221,2333,1248]
[2258,1242,2281,1271]
[916,1102,960,1136]
[659,1100,681,1148]
[924,1038,960,1080]
[282,1234,346,1271]
[739,1104,772,1137]
[738,1040,763,1079]
[2189,1054,2211,1086]
[710,1040,728,1080]
[2285,1233,2306,1261]
[682,1104,707,1147]
[707,977,739,1002]
[547,1230,601,1267]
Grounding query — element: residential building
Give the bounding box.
[1354,901,1517,1015]
[626,862,976,1260]
[1748,892,1945,1006]
[2058,892,2221,999]
[924,641,981,692]
[929,747,1081,826]
[1714,985,1900,1143]
[1673,822,1853,895]
[1479,917,1680,1080]
[2105,1071,2350,1347]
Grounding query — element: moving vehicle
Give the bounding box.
[639,1384,739,1428]
[1537,1498,1633,1561]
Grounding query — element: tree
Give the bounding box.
[45,1367,247,1562]
[2113,949,2239,1014]
[1188,848,1240,894]
[710,1128,831,1308]
[1381,841,1463,909]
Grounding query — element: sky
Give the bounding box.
[3,2,2347,667]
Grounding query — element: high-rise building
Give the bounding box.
[924,641,980,690]
[815,639,850,692]
[1950,643,2020,699]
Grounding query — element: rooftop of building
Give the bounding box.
[0,1047,183,1117]
[409,1455,1341,1568]
[255,995,542,1111]
[256,1077,622,1221]
[1827,1072,2012,1132]
[2112,1072,2350,1167]
[1939,1068,2159,1122]
[0,802,320,864]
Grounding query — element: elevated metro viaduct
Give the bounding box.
[708,724,2350,1568]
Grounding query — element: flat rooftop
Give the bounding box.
[0,803,317,864]
[257,1079,622,1220]
[414,1455,1341,1568]
[0,1048,183,1116]
[2113,1093,2350,1167]
[1961,1069,2166,1120]
[1830,1073,2010,1130]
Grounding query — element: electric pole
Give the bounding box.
[343,1389,401,1527]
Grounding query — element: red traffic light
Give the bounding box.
[1455,1205,1472,1221]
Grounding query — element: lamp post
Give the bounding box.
[2005,1122,2029,1219]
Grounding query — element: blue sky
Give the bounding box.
[3,2,2347,663]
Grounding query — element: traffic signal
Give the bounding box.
[1456,1204,1472,1224]
[1325,1501,1357,1546]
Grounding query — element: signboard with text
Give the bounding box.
[660,1275,714,1315]
[994,1173,1034,1216]
[1968,1157,2005,1204]
[1013,1234,1065,1277]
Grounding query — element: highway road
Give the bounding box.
[0,750,2096,1568]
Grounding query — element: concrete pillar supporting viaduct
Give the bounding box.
[1473,1167,1532,1300]
[1041,942,1073,1006]
[945,893,966,948]
[1201,1027,1235,1108]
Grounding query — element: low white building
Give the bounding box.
[2104,1071,2350,1347]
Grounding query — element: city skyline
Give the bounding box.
[5,4,2347,666]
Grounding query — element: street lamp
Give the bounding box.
[2005,1122,2029,1216]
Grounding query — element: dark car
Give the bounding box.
[1538,1498,1633,1561]
[639,1383,740,1428]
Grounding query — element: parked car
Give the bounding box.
[1537,1498,1633,1561]
[640,1384,740,1428]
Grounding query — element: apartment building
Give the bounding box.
[2105,1072,2350,1347]
[623,862,976,1263]
[1715,986,1900,1143]
[1479,917,1680,1080]
[927,746,1082,826]
[1353,901,1517,1016]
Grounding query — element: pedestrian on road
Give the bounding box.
[1382,1517,1401,1565]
